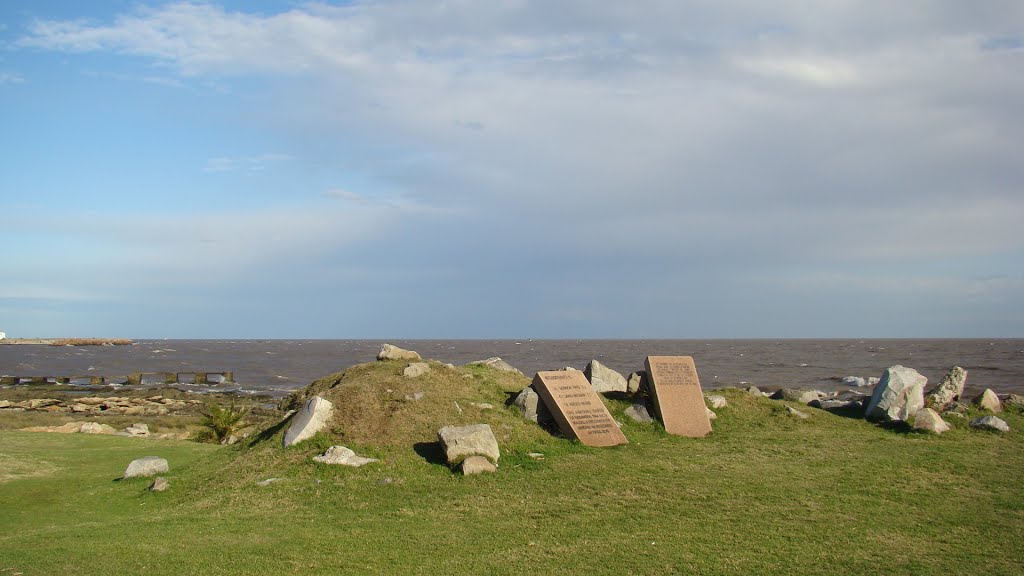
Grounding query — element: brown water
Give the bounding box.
[2,339,1022,398]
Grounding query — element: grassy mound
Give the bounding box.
[270,360,544,449]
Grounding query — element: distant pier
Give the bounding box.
[0,371,235,386]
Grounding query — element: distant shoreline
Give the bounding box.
[0,338,134,346]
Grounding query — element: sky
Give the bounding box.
[1,1,1022,339]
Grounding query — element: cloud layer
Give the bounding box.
[6,1,1024,337]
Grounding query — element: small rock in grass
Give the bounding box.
[467,357,523,375]
[282,396,333,448]
[124,456,168,479]
[149,477,170,492]
[460,455,497,475]
[785,406,810,420]
[80,422,116,434]
[747,386,763,397]
[973,389,1002,413]
[403,362,431,378]
[913,408,951,434]
[770,389,823,405]
[625,403,653,423]
[527,452,545,460]
[513,386,552,424]
[1004,394,1024,410]
[312,446,378,467]
[706,407,718,421]
[123,423,149,437]
[706,395,728,409]
[470,402,494,410]
[970,416,1010,432]
[438,424,500,466]
[405,391,425,401]
[256,478,284,486]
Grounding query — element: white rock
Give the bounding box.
[438,424,500,465]
[970,416,1011,432]
[124,456,168,479]
[706,395,728,409]
[80,422,116,434]
[864,365,926,422]
[841,376,868,387]
[974,389,1002,413]
[283,396,334,448]
[377,343,421,361]
[403,362,431,378]
[913,408,951,434]
[256,478,284,486]
[706,407,718,421]
[312,446,378,467]
[626,371,645,394]
[584,360,628,394]
[149,477,170,492]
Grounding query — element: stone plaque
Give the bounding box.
[644,356,711,438]
[532,371,628,447]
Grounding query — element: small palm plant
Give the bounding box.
[200,402,250,444]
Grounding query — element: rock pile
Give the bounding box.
[0,395,202,415]
[438,424,500,475]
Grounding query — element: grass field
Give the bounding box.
[1,362,1022,575]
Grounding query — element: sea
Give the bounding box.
[2,339,1022,399]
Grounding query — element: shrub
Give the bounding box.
[200,402,249,444]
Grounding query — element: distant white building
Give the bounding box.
[0,332,5,340]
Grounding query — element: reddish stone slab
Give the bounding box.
[644,356,712,438]
[532,371,628,447]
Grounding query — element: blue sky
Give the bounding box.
[1,1,1022,338]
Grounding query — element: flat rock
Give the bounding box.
[377,343,421,361]
[705,395,728,409]
[460,455,497,475]
[403,362,431,378]
[770,389,823,405]
[468,357,524,375]
[974,389,1002,413]
[925,366,967,411]
[80,422,117,435]
[282,395,334,448]
[913,408,951,434]
[123,423,150,437]
[584,360,628,394]
[312,446,379,467]
[124,456,169,479]
[624,403,654,423]
[513,386,552,424]
[970,416,1011,432]
[864,365,926,422]
[438,424,500,465]
[256,478,284,487]
[149,477,170,492]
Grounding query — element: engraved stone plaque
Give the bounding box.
[532,370,628,447]
[644,356,712,438]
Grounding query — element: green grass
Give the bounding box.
[1,363,1022,575]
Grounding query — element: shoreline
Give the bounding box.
[0,338,134,346]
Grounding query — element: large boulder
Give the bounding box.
[913,408,951,434]
[584,360,628,394]
[283,396,334,448]
[513,386,553,424]
[468,357,524,375]
[312,446,378,467]
[124,456,168,479]
[377,344,421,361]
[924,367,967,411]
[864,365,926,422]
[970,416,1011,433]
[973,389,1002,413]
[437,424,500,465]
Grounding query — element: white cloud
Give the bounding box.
[203,153,292,173]
[0,72,25,84]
